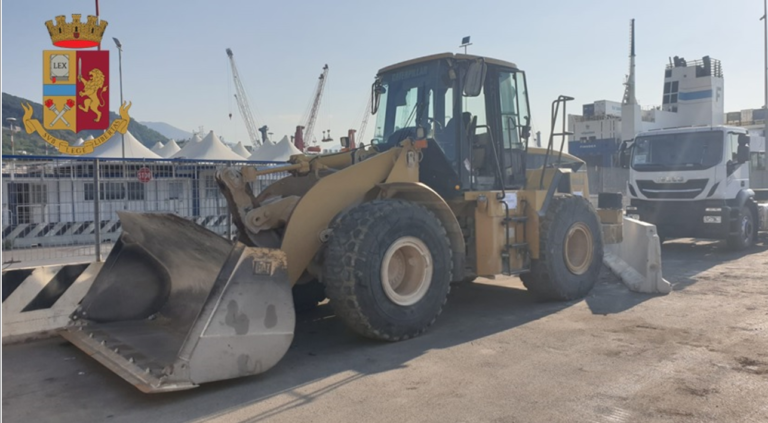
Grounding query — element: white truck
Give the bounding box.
[620,125,768,249]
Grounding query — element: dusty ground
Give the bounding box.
[3,236,768,423]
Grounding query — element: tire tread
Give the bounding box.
[323,200,452,341]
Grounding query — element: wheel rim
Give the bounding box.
[564,222,593,275]
[741,212,754,244]
[381,236,433,306]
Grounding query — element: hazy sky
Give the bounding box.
[2,0,765,147]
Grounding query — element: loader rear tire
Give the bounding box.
[520,195,603,301]
[323,200,452,341]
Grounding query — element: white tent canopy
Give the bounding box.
[156,139,181,158]
[231,141,251,158]
[76,131,161,159]
[172,130,243,161]
[248,135,301,162]
[173,134,205,158]
[150,141,164,153]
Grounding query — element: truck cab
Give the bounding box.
[622,125,759,249]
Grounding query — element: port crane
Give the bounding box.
[295,64,329,152]
[226,48,261,146]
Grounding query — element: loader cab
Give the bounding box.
[371,53,531,197]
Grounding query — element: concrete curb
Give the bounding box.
[603,217,671,294]
[2,261,102,344]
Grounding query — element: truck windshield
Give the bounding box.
[631,131,723,171]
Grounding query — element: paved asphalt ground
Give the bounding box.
[3,237,768,423]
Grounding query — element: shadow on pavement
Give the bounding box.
[585,234,768,316]
[11,234,764,422]
[584,267,656,315]
[2,280,576,423]
[660,235,768,292]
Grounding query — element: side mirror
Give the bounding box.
[737,144,750,164]
[371,81,385,114]
[463,59,487,97]
[618,141,632,168]
[521,116,531,140]
[737,134,750,163]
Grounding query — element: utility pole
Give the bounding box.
[113,37,127,211]
[762,0,767,138]
[113,37,125,159]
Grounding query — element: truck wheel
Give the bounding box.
[520,195,603,301]
[292,279,326,313]
[727,205,755,251]
[323,200,452,341]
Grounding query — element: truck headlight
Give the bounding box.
[703,216,721,223]
[705,208,722,212]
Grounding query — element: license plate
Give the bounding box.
[626,214,640,220]
[703,216,721,224]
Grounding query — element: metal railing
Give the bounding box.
[666,57,722,78]
[2,155,287,269]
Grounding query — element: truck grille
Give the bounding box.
[635,179,708,199]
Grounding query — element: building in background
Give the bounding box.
[725,107,767,136]
[726,107,767,174]
[566,18,729,167]
[568,55,725,168]
[568,100,623,167]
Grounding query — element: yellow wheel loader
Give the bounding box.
[62,53,623,393]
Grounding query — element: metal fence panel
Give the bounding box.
[2,155,286,269]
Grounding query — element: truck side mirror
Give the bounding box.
[737,144,750,163]
[618,141,632,168]
[737,134,750,163]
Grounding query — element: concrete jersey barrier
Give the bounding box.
[603,217,671,294]
[2,261,102,344]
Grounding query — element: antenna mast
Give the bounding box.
[622,19,637,106]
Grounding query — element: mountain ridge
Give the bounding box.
[140,121,193,141]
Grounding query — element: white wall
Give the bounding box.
[573,118,621,140]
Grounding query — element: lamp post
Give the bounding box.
[761,0,767,138]
[113,37,125,159]
[112,37,128,212]
[6,117,16,156]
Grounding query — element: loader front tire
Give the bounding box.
[520,195,603,301]
[323,200,452,341]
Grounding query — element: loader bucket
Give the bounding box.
[61,212,295,393]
